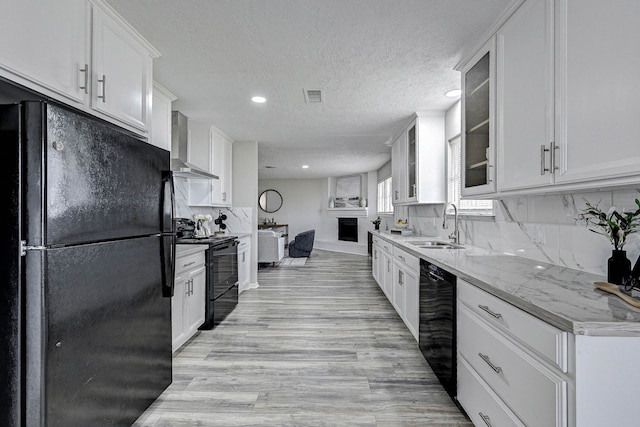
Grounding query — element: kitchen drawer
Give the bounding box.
[376,238,393,254]
[458,279,567,372]
[175,250,205,276]
[458,305,567,427]
[393,246,418,272]
[458,356,525,427]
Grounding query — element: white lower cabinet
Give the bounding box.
[457,279,568,427]
[371,236,419,342]
[392,246,419,340]
[237,236,251,289]
[172,246,206,353]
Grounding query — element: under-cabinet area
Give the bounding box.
[370,231,640,427]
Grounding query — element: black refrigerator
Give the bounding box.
[0,101,175,426]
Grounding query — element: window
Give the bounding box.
[448,135,493,214]
[377,176,394,214]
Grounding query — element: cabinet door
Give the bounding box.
[381,250,393,300]
[406,123,417,202]
[461,39,496,196]
[92,6,152,131]
[372,244,381,286]
[403,268,419,341]
[185,266,206,335]
[238,245,250,286]
[150,83,176,151]
[497,0,554,192]
[210,130,232,205]
[171,275,187,352]
[188,126,214,206]
[0,0,90,104]
[554,0,640,185]
[391,132,406,204]
[392,263,406,315]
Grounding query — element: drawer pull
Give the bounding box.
[183,261,196,268]
[478,304,503,319]
[399,255,405,262]
[479,412,492,427]
[478,352,502,374]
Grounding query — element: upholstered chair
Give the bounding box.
[288,230,315,258]
[258,230,285,266]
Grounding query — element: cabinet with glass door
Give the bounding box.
[461,38,496,196]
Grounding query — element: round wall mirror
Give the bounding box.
[259,189,283,213]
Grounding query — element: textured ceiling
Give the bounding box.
[106,0,514,179]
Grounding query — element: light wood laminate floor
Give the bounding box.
[134,249,472,426]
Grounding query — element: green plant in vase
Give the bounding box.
[576,199,640,286]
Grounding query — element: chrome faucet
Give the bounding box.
[442,203,460,244]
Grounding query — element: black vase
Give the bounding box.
[608,250,631,286]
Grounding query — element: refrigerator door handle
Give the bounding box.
[161,234,175,298]
[161,172,175,233]
[161,172,176,298]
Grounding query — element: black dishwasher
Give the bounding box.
[419,260,457,400]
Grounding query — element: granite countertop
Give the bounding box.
[373,231,640,337]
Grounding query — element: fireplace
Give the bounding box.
[338,217,358,242]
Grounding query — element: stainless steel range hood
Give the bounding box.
[171,111,219,179]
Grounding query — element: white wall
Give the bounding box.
[233,141,259,286]
[258,178,324,246]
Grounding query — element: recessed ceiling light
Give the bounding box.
[251,96,266,103]
[445,89,461,98]
[302,165,309,169]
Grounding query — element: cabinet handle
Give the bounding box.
[479,412,492,427]
[394,190,399,200]
[398,255,405,262]
[540,144,549,175]
[399,270,404,285]
[242,252,246,262]
[79,64,89,94]
[551,141,559,172]
[183,261,196,268]
[387,260,391,273]
[478,304,503,319]
[222,192,226,201]
[97,75,106,102]
[478,352,502,374]
[411,184,416,197]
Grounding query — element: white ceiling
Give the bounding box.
[106,0,514,179]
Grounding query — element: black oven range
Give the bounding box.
[174,218,239,329]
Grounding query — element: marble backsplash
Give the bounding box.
[407,187,640,277]
[174,177,252,234]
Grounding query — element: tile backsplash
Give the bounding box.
[174,177,252,234]
[407,187,640,277]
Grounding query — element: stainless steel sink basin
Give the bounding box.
[409,240,464,249]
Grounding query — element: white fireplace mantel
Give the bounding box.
[327,207,369,218]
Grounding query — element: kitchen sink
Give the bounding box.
[409,240,464,249]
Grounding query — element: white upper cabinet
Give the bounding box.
[0,0,90,104]
[461,38,497,196]
[495,0,640,194]
[554,0,640,186]
[0,0,159,136]
[91,3,155,132]
[497,0,553,192]
[392,113,446,205]
[188,124,233,207]
[150,83,176,151]
[391,131,406,204]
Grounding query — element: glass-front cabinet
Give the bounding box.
[391,113,446,205]
[461,38,496,196]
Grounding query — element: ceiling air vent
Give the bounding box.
[304,89,323,103]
